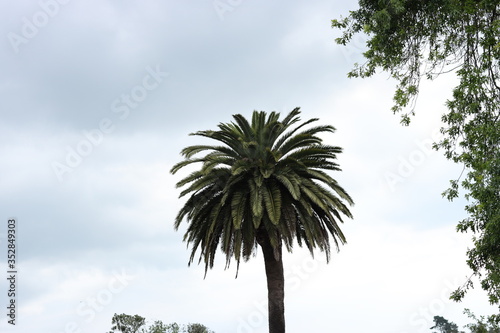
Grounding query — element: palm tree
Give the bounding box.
[170,108,354,333]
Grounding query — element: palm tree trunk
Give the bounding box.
[258,234,286,333]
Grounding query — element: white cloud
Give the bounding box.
[0,1,492,332]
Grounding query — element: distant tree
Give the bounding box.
[464,309,500,333]
[431,315,463,333]
[429,311,500,333]
[109,313,146,333]
[142,320,177,333]
[166,323,180,333]
[183,323,214,333]
[107,315,214,333]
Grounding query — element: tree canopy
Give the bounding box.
[170,108,353,333]
[431,311,500,333]
[463,308,500,333]
[109,313,146,333]
[432,315,462,333]
[170,108,353,276]
[107,313,214,333]
[333,0,500,304]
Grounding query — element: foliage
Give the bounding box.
[109,313,146,333]
[463,309,500,333]
[170,107,354,275]
[431,315,463,333]
[432,311,500,333]
[333,0,500,303]
[142,320,178,333]
[142,321,212,333]
[107,314,214,333]
[184,323,214,333]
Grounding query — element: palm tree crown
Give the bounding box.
[170,107,354,275]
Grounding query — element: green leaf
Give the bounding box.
[231,190,247,230]
[262,182,282,225]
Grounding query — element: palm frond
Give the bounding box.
[170,107,354,275]
[262,181,282,225]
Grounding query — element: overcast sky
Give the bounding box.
[0,1,497,333]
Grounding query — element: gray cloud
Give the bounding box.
[0,1,491,332]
